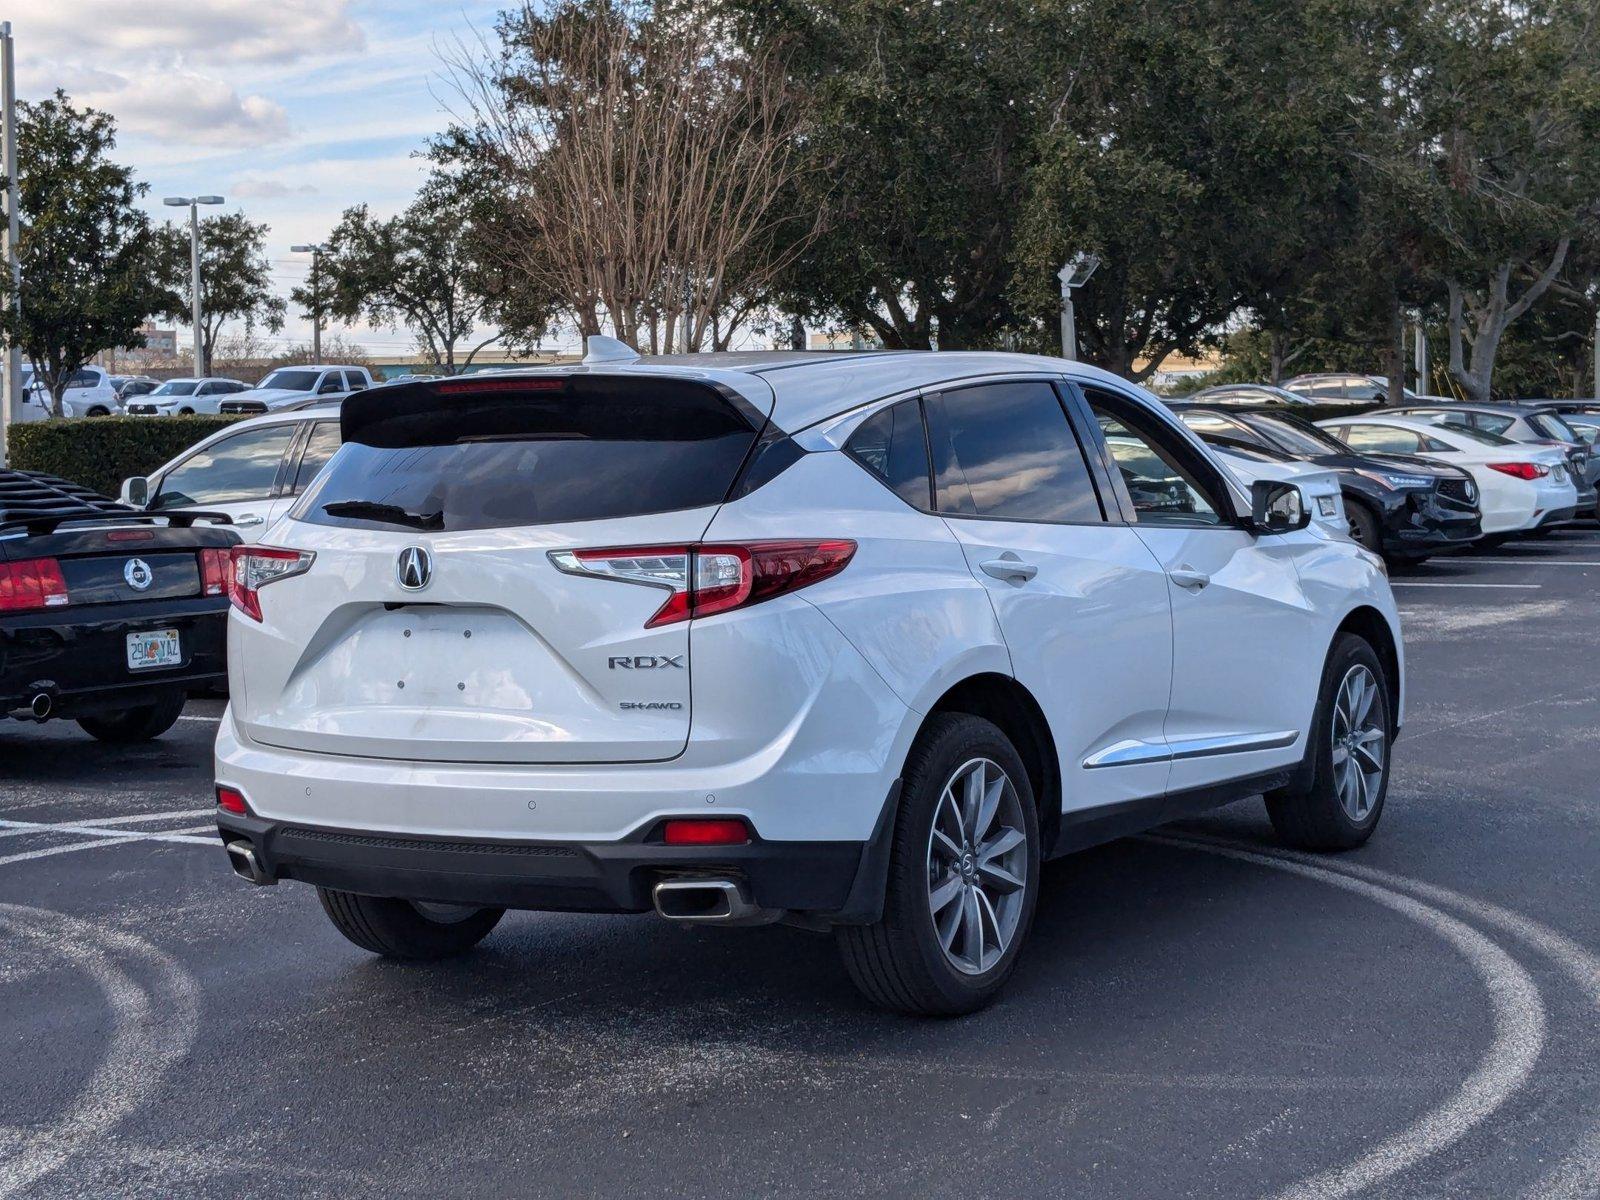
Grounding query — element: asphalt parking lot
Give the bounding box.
[1,530,1596,1199]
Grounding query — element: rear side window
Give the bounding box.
[298,377,764,531]
[292,422,342,493]
[927,382,1104,523]
[845,399,932,509]
[1340,424,1421,453]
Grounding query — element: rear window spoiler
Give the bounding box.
[0,510,235,537]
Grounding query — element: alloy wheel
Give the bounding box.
[1331,664,1385,821]
[925,757,1029,975]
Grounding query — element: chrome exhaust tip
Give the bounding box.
[224,840,276,886]
[29,692,52,720]
[652,878,778,926]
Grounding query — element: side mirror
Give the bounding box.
[1250,479,1310,534]
[122,476,150,508]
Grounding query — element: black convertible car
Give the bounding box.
[0,470,236,741]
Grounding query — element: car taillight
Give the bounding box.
[198,548,229,596]
[1487,462,1548,480]
[228,545,315,621]
[549,540,856,627]
[0,557,70,613]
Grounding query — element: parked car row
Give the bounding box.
[5,363,379,420]
[1167,391,1599,560]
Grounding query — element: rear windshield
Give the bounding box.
[296,378,764,531]
[1528,412,1579,441]
[259,369,319,392]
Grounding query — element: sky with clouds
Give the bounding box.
[12,0,515,357]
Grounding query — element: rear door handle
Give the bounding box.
[980,556,1038,583]
[234,513,265,528]
[1167,566,1210,590]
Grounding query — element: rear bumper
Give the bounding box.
[214,806,893,919]
[0,598,228,715]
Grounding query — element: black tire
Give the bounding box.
[317,888,504,959]
[1344,499,1383,554]
[1265,633,1392,851]
[86,406,110,417]
[76,692,187,742]
[835,713,1041,1016]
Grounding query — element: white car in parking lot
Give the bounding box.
[17,365,120,418]
[125,377,252,416]
[1319,414,1577,536]
[213,344,1403,1015]
[1210,446,1347,538]
[220,365,374,414]
[119,406,342,539]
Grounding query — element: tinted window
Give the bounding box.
[1249,414,1349,456]
[343,371,367,391]
[1472,413,1514,435]
[1340,425,1422,453]
[927,382,1102,523]
[1086,391,1226,526]
[292,422,342,493]
[66,370,100,389]
[153,425,296,508]
[1528,412,1579,441]
[1181,412,1269,448]
[845,399,931,509]
[300,378,761,531]
[259,369,319,392]
[317,373,344,394]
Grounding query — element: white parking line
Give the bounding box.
[0,818,215,846]
[176,714,220,724]
[0,809,210,839]
[1457,559,1600,566]
[1390,582,1542,589]
[1145,834,1546,1200]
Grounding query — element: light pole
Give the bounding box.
[1,22,19,456]
[163,194,224,374]
[290,243,327,361]
[1412,318,1429,396]
[1057,252,1100,361]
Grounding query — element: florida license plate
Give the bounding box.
[127,629,181,670]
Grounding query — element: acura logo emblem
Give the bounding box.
[123,557,153,591]
[397,546,432,590]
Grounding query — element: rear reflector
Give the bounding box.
[661,818,751,846]
[0,557,69,613]
[550,540,856,627]
[215,786,249,815]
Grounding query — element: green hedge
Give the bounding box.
[9,415,243,498]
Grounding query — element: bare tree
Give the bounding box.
[440,0,814,353]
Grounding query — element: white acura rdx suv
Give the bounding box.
[214,343,1402,1015]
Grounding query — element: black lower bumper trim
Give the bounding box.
[216,812,893,919]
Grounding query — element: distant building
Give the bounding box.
[112,325,178,367]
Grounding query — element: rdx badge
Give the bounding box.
[608,655,685,670]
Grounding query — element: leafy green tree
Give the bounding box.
[0,91,169,417]
[298,174,537,371]
[1427,0,1600,402]
[154,212,284,376]
[708,0,1042,349]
